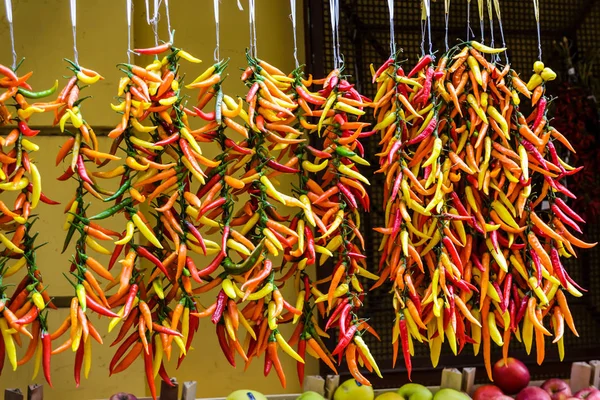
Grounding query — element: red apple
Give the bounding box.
[573,388,600,399]
[492,358,531,394]
[516,387,552,400]
[473,385,504,400]
[541,379,572,400]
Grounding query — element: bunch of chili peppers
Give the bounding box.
[53,61,118,386]
[372,41,595,381]
[0,62,61,385]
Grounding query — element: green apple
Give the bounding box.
[432,388,471,400]
[334,379,375,400]
[397,383,433,400]
[375,393,404,400]
[226,390,268,400]
[297,391,326,400]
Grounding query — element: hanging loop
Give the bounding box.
[70,0,79,64]
[4,0,16,70]
[290,0,299,67]
[533,0,542,60]
[387,0,396,57]
[444,0,451,52]
[214,0,220,61]
[126,0,132,63]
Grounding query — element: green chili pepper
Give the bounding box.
[17,80,59,99]
[222,239,266,275]
[88,198,133,220]
[334,146,357,158]
[62,223,78,254]
[103,179,131,202]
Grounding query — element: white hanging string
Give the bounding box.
[423,0,432,55]
[290,0,299,67]
[466,0,471,40]
[164,0,171,36]
[444,0,450,52]
[151,0,160,46]
[387,0,396,57]
[487,0,494,48]
[214,0,220,61]
[328,0,341,69]
[126,0,132,63]
[533,0,542,60]
[3,0,16,70]
[477,0,484,42]
[249,0,257,57]
[493,0,509,63]
[70,0,79,64]
[420,2,426,56]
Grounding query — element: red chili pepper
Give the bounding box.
[109,332,137,372]
[529,248,543,286]
[108,243,125,271]
[158,361,175,386]
[490,230,499,252]
[179,139,204,175]
[220,225,230,257]
[515,295,529,324]
[76,155,94,185]
[25,184,60,205]
[337,183,358,209]
[144,341,157,400]
[41,331,53,387]
[509,300,517,331]
[415,67,434,104]
[407,54,433,78]
[399,318,412,380]
[502,274,512,312]
[151,323,183,337]
[212,290,227,324]
[224,138,253,155]
[86,295,119,318]
[135,246,169,277]
[134,42,172,55]
[304,225,316,264]
[14,305,38,325]
[199,197,227,218]
[246,82,260,102]
[74,336,85,387]
[197,252,225,278]
[325,298,350,331]
[185,221,207,255]
[532,96,547,131]
[0,64,18,81]
[264,350,273,376]
[296,86,325,106]
[266,159,300,174]
[18,120,40,137]
[297,339,306,384]
[305,145,332,159]
[521,139,548,169]
[122,284,139,319]
[216,323,235,367]
[373,58,394,83]
[442,236,463,274]
[57,166,75,181]
[552,204,582,233]
[331,324,357,356]
[154,132,180,146]
[267,341,286,388]
[338,303,353,336]
[407,116,437,145]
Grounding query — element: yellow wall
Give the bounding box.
[0,0,315,398]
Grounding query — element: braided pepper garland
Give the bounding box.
[373,41,595,381]
[0,62,60,384]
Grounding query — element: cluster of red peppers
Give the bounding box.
[372,41,595,381]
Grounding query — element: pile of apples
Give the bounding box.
[474,358,600,400]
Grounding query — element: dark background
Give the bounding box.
[304,0,600,388]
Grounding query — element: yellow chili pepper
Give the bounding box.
[276,332,304,363]
[153,337,163,378]
[467,56,483,85]
[32,338,42,379]
[32,292,45,310]
[467,94,488,124]
[132,213,163,249]
[85,236,111,255]
[129,136,164,150]
[0,177,28,191]
[334,101,365,116]
[238,310,256,340]
[471,309,482,355]
[4,257,26,278]
[221,279,237,299]
[0,318,17,370]
[178,49,201,63]
[337,164,370,185]
[246,282,274,301]
[354,336,382,378]
[488,312,504,346]
[470,40,506,54]
[114,221,135,246]
[293,292,305,325]
[0,233,23,254]
[77,71,101,85]
[317,94,336,133]
[84,337,92,378]
[153,279,165,299]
